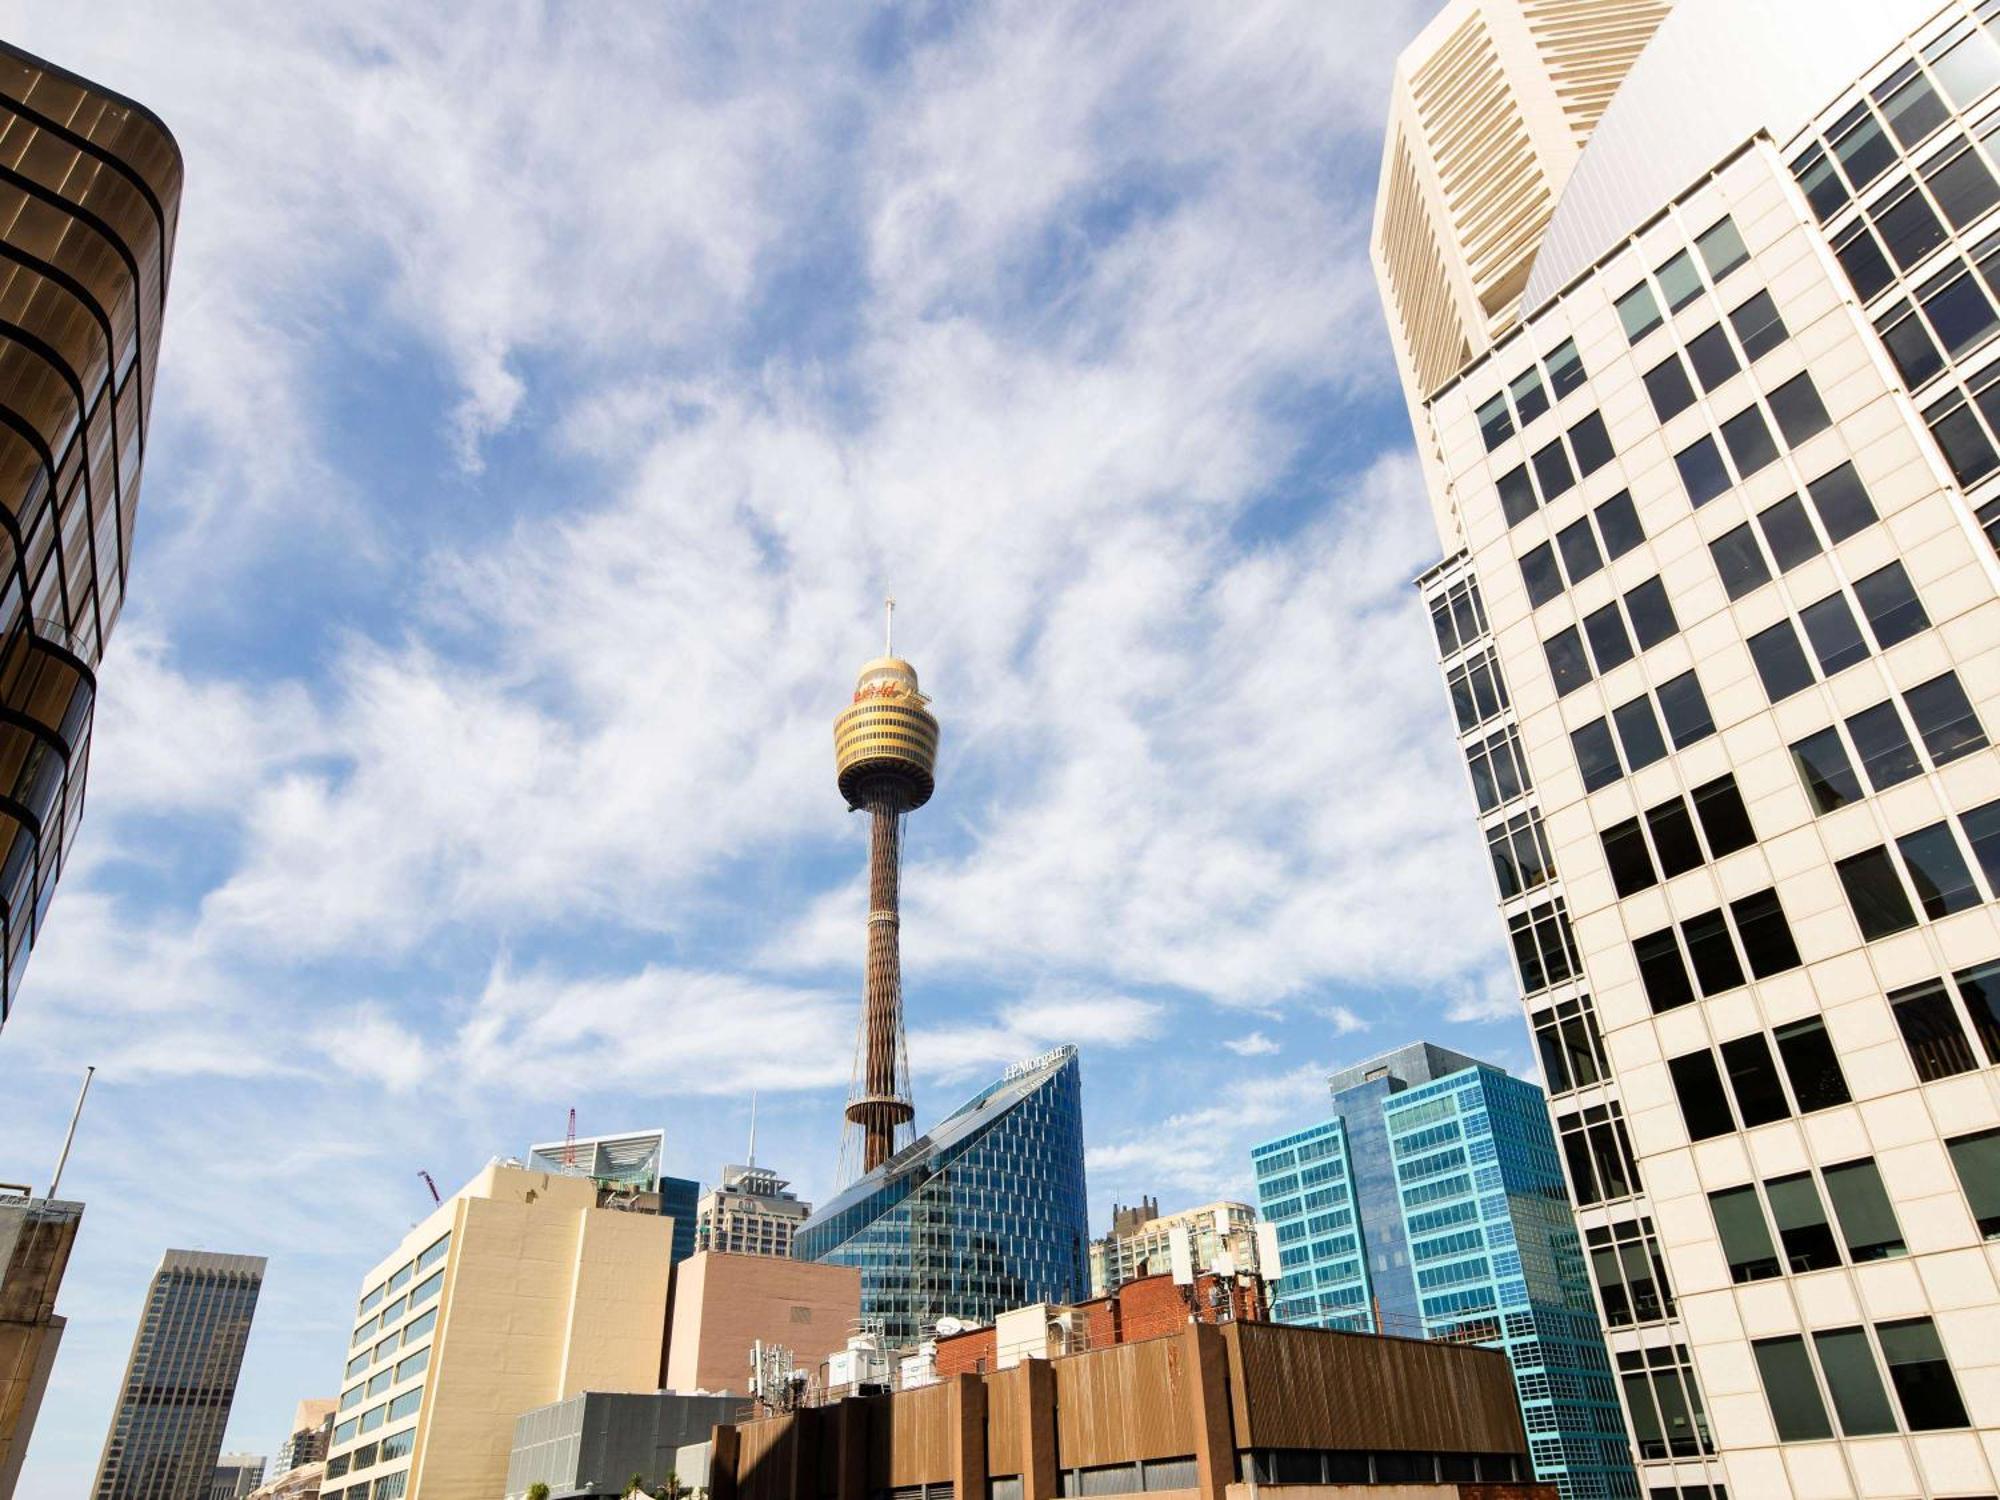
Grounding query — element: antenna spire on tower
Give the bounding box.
[884,596,895,657]
[747,1090,759,1169]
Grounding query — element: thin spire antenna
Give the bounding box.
[747,1091,759,1169]
[884,596,895,657]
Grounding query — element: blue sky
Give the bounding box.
[3,0,1533,1485]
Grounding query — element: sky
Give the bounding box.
[0,0,1536,1485]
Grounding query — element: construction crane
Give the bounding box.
[563,1108,577,1169]
[417,1170,440,1205]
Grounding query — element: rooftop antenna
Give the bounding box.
[747,1091,759,1169]
[884,596,895,656]
[46,1065,94,1199]
[418,1170,440,1205]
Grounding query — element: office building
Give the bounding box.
[797,1046,1090,1344]
[210,1456,265,1500]
[706,1320,1538,1500]
[242,1467,321,1500]
[320,1160,673,1500]
[505,1390,743,1500]
[695,1162,811,1257]
[92,1250,266,1500]
[663,1251,859,1395]
[0,44,181,1027]
[0,1192,80,1499]
[1087,1199,1259,1297]
[271,1399,333,1472]
[1254,1043,1630,1500]
[524,1128,700,1266]
[1376,1,2000,1496]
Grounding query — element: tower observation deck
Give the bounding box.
[833,603,940,1178]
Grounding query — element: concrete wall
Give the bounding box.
[665,1253,860,1395]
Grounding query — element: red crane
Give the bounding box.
[563,1108,577,1169]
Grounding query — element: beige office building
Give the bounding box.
[663,1251,859,1395]
[694,1163,810,1258]
[1086,1200,1259,1298]
[320,1162,674,1500]
[0,1194,78,1500]
[1377,1,2000,1497]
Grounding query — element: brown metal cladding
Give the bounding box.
[737,1411,801,1500]
[1052,1334,1197,1469]
[1222,1321,1527,1455]
[872,1379,954,1487]
[983,1361,1024,1473]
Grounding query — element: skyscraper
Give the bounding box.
[0,1191,81,1499]
[92,1250,265,1500]
[269,1399,333,1473]
[1376,1,2000,1496]
[1253,1043,1631,1500]
[796,1045,1091,1344]
[0,44,181,1028]
[833,607,940,1177]
[695,1161,811,1256]
[1087,1199,1261,1297]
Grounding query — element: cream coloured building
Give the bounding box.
[1377,2,2000,1498]
[320,1161,674,1500]
[1086,1200,1259,1298]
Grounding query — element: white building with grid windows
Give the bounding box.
[1377,2,2000,1499]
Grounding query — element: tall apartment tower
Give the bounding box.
[92,1250,265,1500]
[1252,1042,1632,1500]
[0,45,181,1028]
[1376,2,2000,1497]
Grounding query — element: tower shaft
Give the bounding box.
[848,795,913,1173]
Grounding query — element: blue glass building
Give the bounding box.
[1252,1042,1633,1500]
[662,1174,699,1266]
[795,1045,1089,1344]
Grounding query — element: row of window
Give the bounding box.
[1791,671,1988,818]
[1633,887,1802,1014]
[1571,668,1717,794]
[1602,774,1757,899]
[1753,1315,1967,1441]
[1615,217,1752,347]
[355,1233,448,1323]
[1745,560,1931,706]
[350,1266,443,1352]
[1519,491,1647,608]
[1543,574,1680,697]
[1429,576,1489,660]
[1674,371,1834,511]
[1666,1018,1852,1143]
[1890,958,2000,1084]
[1712,1158,1905,1285]
[1584,1217,1672,1330]
[339,1347,430,1415]
[331,1385,421,1447]
[1478,338,1588,451]
[1708,461,1880,602]
[1496,411,1618,528]
[1644,288,1791,425]
[1835,796,2000,940]
[1533,994,1609,1097]
[342,1307,436,1382]
[1877,229,2000,388]
[324,1426,414,1481]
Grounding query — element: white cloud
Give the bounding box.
[1223,1031,1280,1057]
[1086,1063,1334,1200]
[910,992,1163,1083]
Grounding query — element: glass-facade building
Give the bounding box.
[795,1045,1089,1344]
[1253,1042,1631,1500]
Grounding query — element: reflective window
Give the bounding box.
[1834,105,1897,190]
[1668,1049,1736,1139]
[1880,297,1947,386]
[1927,21,2000,107]
[1572,717,1622,792]
[1720,1033,1789,1126]
[1791,725,1862,813]
[1795,146,1850,220]
[1692,775,1756,855]
[1749,619,1815,702]
[1962,799,2000,891]
[1711,522,1771,599]
[1877,63,1950,148]
[1675,434,1732,506]
[1557,516,1603,583]
[1878,1317,1969,1429]
[1729,289,1788,361]
[1519,543,1562,607]
[1824,1158,1907,1262]
[1644,354,1697,421]
[1533,437,1575,501]
[1918,264,1999,357]
[1617,281,1663,342]
[1656,669,1714,746]
[1497,464,1539,525]
[1683,907,1745,995]
[1753,1336,1833,1440]
[1767,1171,1842,1271]
[1595,490,1645,556]
[1814,1327,1899,1436]
[1896,822,1979,918]
[1758,493,1822,571]
[1799,591,1869,675]
[1834,219,1895,298]
[1923,390,1998,483]
[1924,139,2000,229]
[1806,460,1878,541]
[1585,601,1634,673]
[1846,700,1922,789]
[1733,887,1802,977]
[1625,576,1677,649]
[1768,372,1832,445]
[1602,817,1656,897]
[1543,627,1590,696]
[1946,1128,2000,1239]
[1546,337,1586,399]
[1721,403,1778,477]
[1686,323,1739,391]
[1612,694,1667,771]
[1890,978,1978,1080]
[1466,725,1531,812]
[1905,671,1987,763]
[1773,1018,1849,1110]
[1878,180,1949,268]
[1477,394,1513,451]
[1837,846,1918,939]
[1510,366,1550,426]
[1635,928,1695,1013]
[1696,216,1750,280]
[1710,1186,1780,1282]
[1568,410,1614,475]
[1853,560,1928,647]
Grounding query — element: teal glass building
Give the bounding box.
[796,1045,1088,1343]
[1252,1042,1633,1500]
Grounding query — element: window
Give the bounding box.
[1773,1018,1850,1110]
[1447,650,1509,730]
[1721,404,1778,477]
[1466,725,1530,811]
[1543,627,1590,696]
[1806,461,1878,541]
[1924,391,1998,483]
[1834,103,1896,189]
[1924,139,2000,228]
[1558,1104,1638,1206]
[1692,774,1755,855]
[1963,798,2000,890]
[395,1346,430,1381]
[1878,63,1949,147]
[1656,669,1714,746]
[1899,822,1980,917]
[1618,1345,1714,1459]
[1684,327,1738,395]
[1533,437,1575,501]
[1846,700,1922,790]
[1645,354,1697,420]
[1647,797,1703,878]
[1838,846,1918,939]
[1946,1128,2000,1238]
[1487,810,1553,899]
[1791,725,1862,813]
[1720,1033,1790,1126]
[1572,717,1622,792]
[1878,180,1948,268]
[1768,372,1832,445]
[1617,281,1663,342]
[1595,490,1645,556]
[1852,561,1928,648]
[1753,1336,1833,1440]
[1711,523,1771,599]
[1510,367,1550,426]
[1669,1049,1735,1139]
[1520,543,1562,607]
[1546,337,1586,399]
[1711,1186,1781,1282]
[1730,289,1788,360]
[1767,1171,1842,1272]
[1955,948,2000,1058]
[1657,249,1704,311]
[1824,1158,1906,1261]
[1508,898,1579,993]
[1624,576,1677,649]
[1602,816,1656,897]
[1557,516,1603,582]
[1800,591,1869,675]
[1586,1217,1671,1326]
[1569,410,1614,475]
[359,1404,384,1434]
[1732,888,1802,977]
[1675,434,1732,506]
[1920,265,2000,358]
[1584,601,1634,673]
[1891,978,1978,1080]
[387,1388,423,1420]
[1635,927,1695,1013]
[1429,577,1488,657]
[1749,620,1815,702]
[1754,494,1820,573]
[409,1268,443,1308]
[1813,1327,1899,1436]
[1878,1317,1970,1429]
[1696,216,1749,280]
[1796,145,1850,220]
[1497,464,1538,525]
[366,1369,392,1397]
[1929,21,2000,107]
[1904,672,1987,763]
[1612,694,1667,770]
[1684,907,1746,994]
[1879,298,1946,386]
[1533,994,1607,1094]
[1834,219,1895,298]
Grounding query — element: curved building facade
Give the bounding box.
[0,46,181,1028]
[796,1045,1089,1345]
